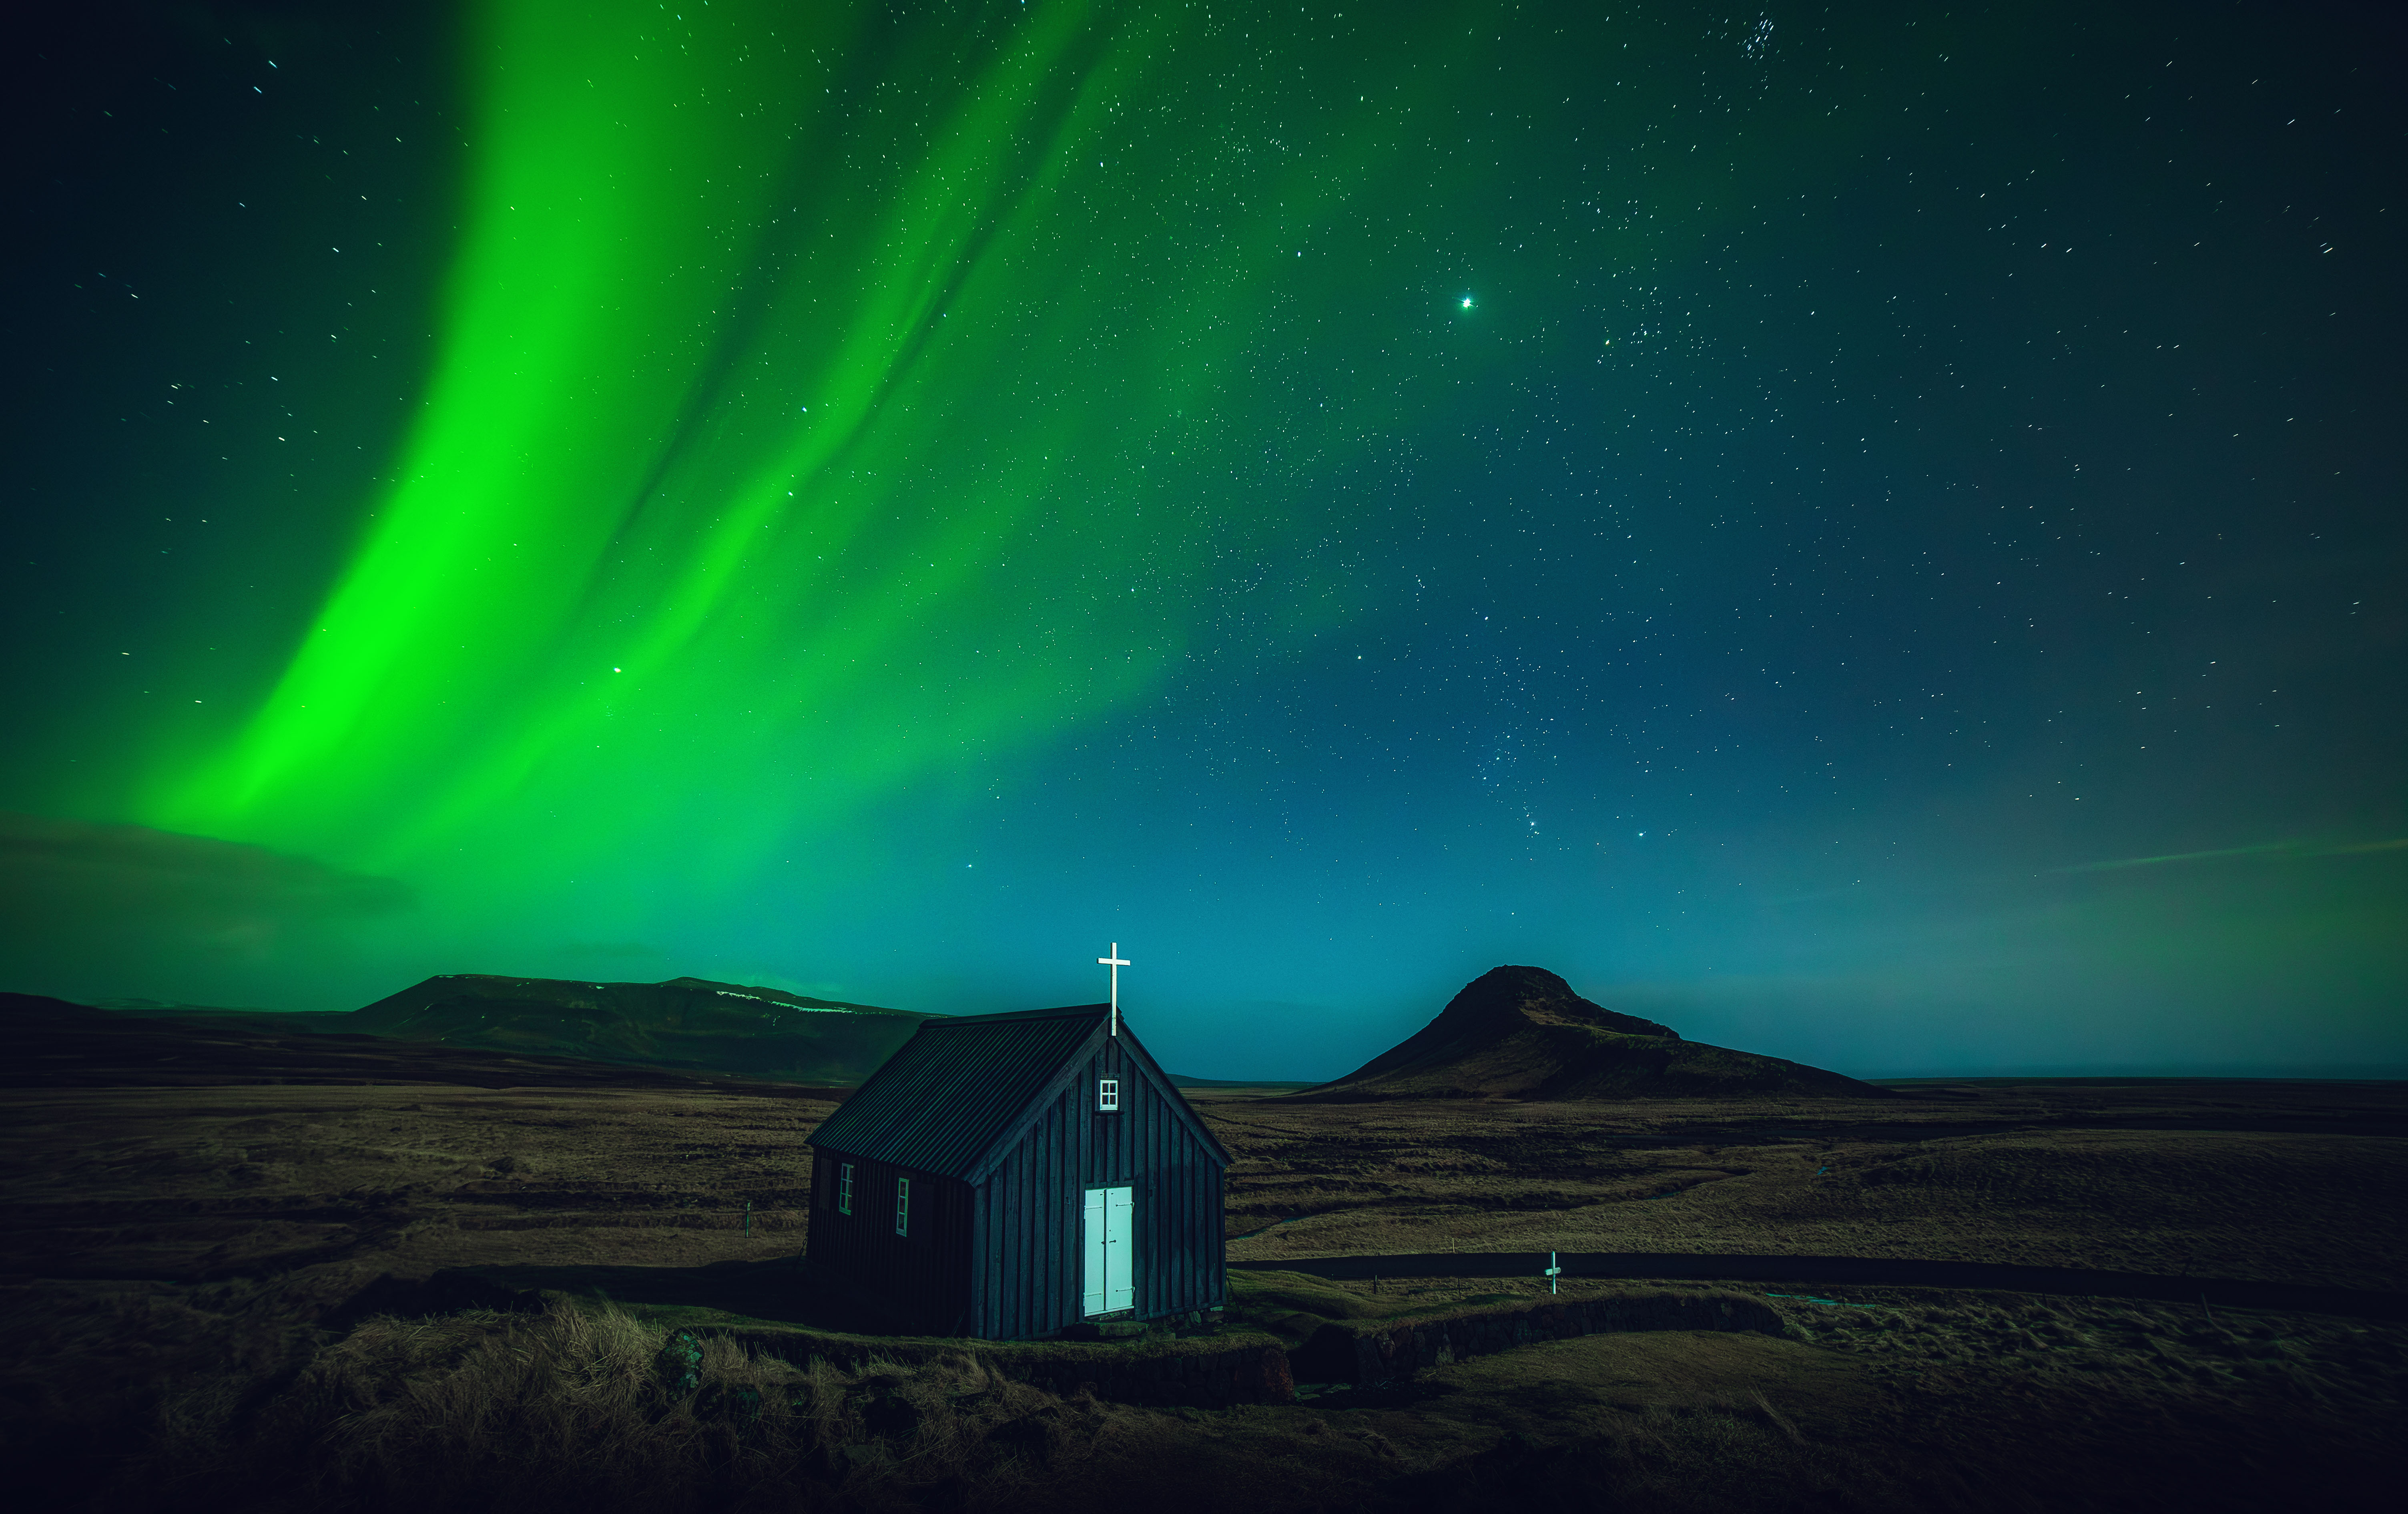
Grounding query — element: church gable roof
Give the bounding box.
[807,1004,1229,1180]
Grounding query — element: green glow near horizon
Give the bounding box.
[2058,837,2408,873]
[146,0,1507,908]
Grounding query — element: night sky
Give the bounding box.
[5,0,2402,1080]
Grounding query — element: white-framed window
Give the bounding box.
[895,1176,911,1236]
[837,1161,853,1216]
[1097,1078,1120,1112]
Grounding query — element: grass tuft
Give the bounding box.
[80,1298,1112,1514]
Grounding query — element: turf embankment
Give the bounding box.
[1285,1291,1783,1388]
[1242,1253,2408,1322]
[338,1266,1780,1409]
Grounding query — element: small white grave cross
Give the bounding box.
[1098,943,1130,1037]
[1545,1251,1562,1295]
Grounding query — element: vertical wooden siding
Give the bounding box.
[972,1036,1227,1339]
[806,1150,974,1333]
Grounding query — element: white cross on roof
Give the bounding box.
[1098,944,1129,1036]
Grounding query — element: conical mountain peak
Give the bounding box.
[1297,965,1883,1101]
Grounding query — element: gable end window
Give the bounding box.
[1097,1078,1120,1112]
[837,1162,854,1216]
[895,1177,911,1237]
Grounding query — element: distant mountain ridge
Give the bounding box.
[341,973,935,1083]
[75,974,934,1086]
[1292,964,1886,1100]
[62,978,1273,1088]
[0,990,845,1092]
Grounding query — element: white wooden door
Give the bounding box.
[1105,1187,1134,1312]
[1081,1189,1106,1315]
[1082,1185,1135,1315]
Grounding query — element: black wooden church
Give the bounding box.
[804,996,1232,1339]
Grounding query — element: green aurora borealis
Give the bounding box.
[6,0,2404,1076]
[159,0,1373,877]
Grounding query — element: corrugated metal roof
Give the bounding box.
[958,1008,1233,1182]
[807,1004,1230,1179]
[807,1007,1102,1177]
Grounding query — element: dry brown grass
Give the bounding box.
[5,1075,2404,1512]
[8,1273,2401,1514]
[1342,1297,2406,1514]
[83,1297,1118,1514]
[0,1084,840,1288]
[1760,1283,2408,1406]
[1208,1091,2408,1288]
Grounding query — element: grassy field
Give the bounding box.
[16,1280,2396,1513]
[1201,1082,2408,1288]
[3,1052,2403,1511]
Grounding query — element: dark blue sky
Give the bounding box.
[4,1,2402,1079]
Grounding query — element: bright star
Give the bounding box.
[1459,296,1475,309]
